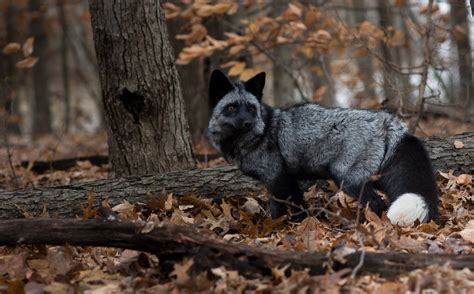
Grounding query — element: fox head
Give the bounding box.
[207,69,267,151]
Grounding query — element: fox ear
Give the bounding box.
[209,69,234,109]
[244,72,266,101]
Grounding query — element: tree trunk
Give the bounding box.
[166,9,208,142]
[450,0,474,119]
[1,0,21,134]
[88,0,195,176]
[377,1,399,111]
[272,0,298,106]
[1,219,474,278]
[30,0,52,134]
[57,0,71,132]
[351,0,377,102]
[0,133,472,219]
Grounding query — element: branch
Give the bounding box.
[1,218,474,278]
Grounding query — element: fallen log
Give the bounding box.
[0,133,472,219]
[0,218,473,278]
[20,154,221,173]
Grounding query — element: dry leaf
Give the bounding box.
[16,56,39,69]
[453,140,464,149]
[140,221,155,234]
[112,201,134,213]
[170,259,194,285]
[22,37,34,57]
[81,191,97,220]
[288,3,303,17]
[459,220,474,243]
[2,42,21,54]
[456,174,472,185]
[243,197,260,215]
[228,62,246,76]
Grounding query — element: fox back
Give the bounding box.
[207,70,439,226]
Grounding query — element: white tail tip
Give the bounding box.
[387,193,429,226]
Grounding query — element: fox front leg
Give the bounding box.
[265,174,308,221]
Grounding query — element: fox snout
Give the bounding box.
[223,119,254,132]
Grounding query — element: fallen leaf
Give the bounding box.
[453,140,464,149]
[243,197,260,216]
[456,174,472,186]
[140,221,155,234]
[459,220,474,243]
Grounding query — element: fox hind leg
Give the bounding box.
[341,181,387,219]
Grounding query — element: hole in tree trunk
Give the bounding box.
[119,88,145,124]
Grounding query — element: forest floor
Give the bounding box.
[0,116,473,293]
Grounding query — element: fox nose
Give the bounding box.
[243,121,252,128]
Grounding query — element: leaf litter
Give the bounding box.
[0,133,473,292]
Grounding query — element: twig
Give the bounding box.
[408,0,434,133]
[350,231,366,279]
[219,18,310,102]
[319,55,335,99]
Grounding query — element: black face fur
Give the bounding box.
[207,69,267,136]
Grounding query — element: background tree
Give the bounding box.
[29,0,52,134]
[450,0,474,119]
[89,0,195,176]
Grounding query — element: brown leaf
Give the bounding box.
[228,62,246,76]
[228,44,245,56]
[2,42,21,55]
[312,86,327,102]
[460,220,474,243]
[22,37,34,57]
[456,174,472,186]
[0,279,24,294]
[417,222,439,234]
[288,3,303,17]
[239,68,258,81]
[81,191,97,220]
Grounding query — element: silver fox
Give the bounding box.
[206,69,439,225]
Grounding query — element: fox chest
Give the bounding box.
[239,149,282,181]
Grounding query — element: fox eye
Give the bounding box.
[227,105,237,112]
[248,106,256,113]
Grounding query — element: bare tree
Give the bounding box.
[89,0,195,176]
[272,0,296,106]
[450,0,474,119]
[1,0,21,133]
[57,0,71,131]
[30,0,52,134]
[167,5,208,143]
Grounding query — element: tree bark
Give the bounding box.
[57,0,71,132]
[166,10,208,143]
[1,0,21,134]
[272,0,297,106]
[88,0,195,176]
[351,0,377,102]
[0,133,472,219]
[30,0,52,134]
[1,218,474,278]
[450,0,474,119]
